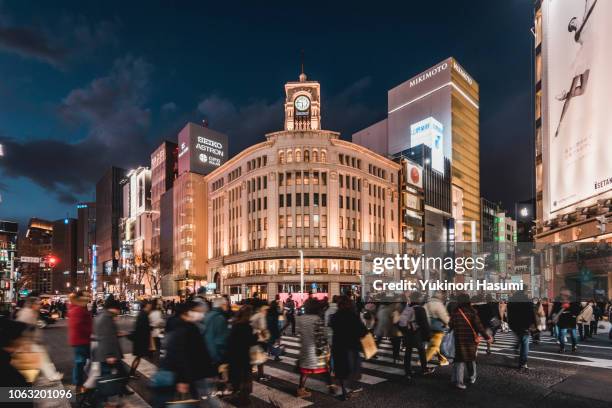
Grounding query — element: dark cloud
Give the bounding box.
[0,6,120,67]
[0,56,154,204]
[0,25,66,66]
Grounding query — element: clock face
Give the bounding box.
[294,95,310,112]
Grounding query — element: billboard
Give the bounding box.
[410,117,444,175]
[403,160,423,188]
[543,0,612,216]
[178,122,228,176]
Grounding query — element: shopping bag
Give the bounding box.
[440,330,455,360]
[250,345,267,365]
[360,333,378,360]
[97,364,129,398]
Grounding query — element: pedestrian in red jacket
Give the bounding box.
[68,291,93,392]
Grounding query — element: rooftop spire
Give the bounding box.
[299,49,307,82]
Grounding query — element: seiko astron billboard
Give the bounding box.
[178,122,228,176]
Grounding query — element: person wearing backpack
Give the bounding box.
[449,293,492,390]
[398,292,434,380]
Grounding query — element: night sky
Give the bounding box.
[0,0,535,229]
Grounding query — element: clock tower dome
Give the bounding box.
[284,70,321,131]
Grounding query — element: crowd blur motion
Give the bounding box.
[1,286,611,407]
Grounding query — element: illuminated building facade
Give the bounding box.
[150,141,177,273]
[120,166,152,296]
[21,218,53,294]
[206,72,399,300]
[353,57,480,242]
[0,220,18,302]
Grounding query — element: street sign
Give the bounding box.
[19,256,41,263]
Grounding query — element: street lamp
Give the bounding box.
[298,249,304,299]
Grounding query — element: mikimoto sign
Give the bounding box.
[178,122,228,176]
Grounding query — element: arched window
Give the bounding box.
[295,149,302,162]
[287,150,293,163]
[304,150,310,162]
[278,151,285,164]
[312,150,319,162]
[320,150,327,163]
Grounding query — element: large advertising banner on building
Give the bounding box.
[543,0,612,215]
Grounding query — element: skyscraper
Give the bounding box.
[52,218,77,293]
[353,57,480,242]
[76,202,96,290]
[95,167,126,293]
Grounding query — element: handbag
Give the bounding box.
[11,351,42,383]
[250,345,267,365]
[440,330,455,359]
[360,332,378,360]
[458,309,482,345]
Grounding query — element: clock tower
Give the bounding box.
[284,70,321,131]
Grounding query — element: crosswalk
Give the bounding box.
[119,331,612,407]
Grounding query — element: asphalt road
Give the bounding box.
[39,315,612,408]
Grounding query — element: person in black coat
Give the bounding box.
[0,319,29,387]
[158,301,216,404]
[507,289,536,368]
[129,301,153,378]
[0,319,33,408]
[330,296,368,401]
[267,296,281,360]
[227,305,257,406]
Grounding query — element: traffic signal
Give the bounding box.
[48,256,58,266]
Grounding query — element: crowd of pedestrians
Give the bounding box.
[1,286,612,406]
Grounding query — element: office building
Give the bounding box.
[76,202,96,290]
[354,57,480,242]
[51,218,77,293]
[120,167,153,296]
[150,141,177,270]
[0,220,18,302]
[95,167,126,293]
[20,218,53,294]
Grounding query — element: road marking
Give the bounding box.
[252,382,313,408]
[123,353,158,378]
